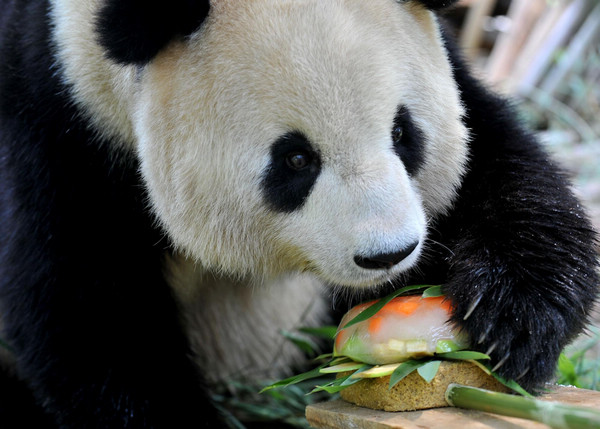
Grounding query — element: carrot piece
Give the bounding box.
[335,331,344,350]
[383,296,420,316]
[423,296,452,313]
[438,298,452,313]
[368,316,383,334]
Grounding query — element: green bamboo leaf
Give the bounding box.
[422,285,444,298]
[353,363,401,379]
[344,365,372,383]
[310,374,351,394]
[417,360,442,383]
[435,339,464,353]
[487,369,533,397]
[312,364,373,394]
[389,359,426,389]
[320,362,365,374]
[341,285,435,330]
[260,366,325,393]
[557,353,580,387]
[312,384,349,394]
[437,351,491,361]
[328,356,351,366]
[299,326,338,339]
[467,359,492,375]
[280,330,320,356]
[313,353,334,361]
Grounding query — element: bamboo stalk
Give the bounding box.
[514,0,590,96]
[445,383,600,429]
[485,0,546,85]
[459,0,496,59]
[539,1,600,97]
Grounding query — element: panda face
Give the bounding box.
[133,0,468,287]
[56,0,469,287]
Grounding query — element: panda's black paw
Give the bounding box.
[467,320,558,392]
[444,285,567,392]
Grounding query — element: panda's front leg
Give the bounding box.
[0,166,223,427]
[435,31,599,391]
[438,148,599,392]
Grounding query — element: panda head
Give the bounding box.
[58,0,468,288]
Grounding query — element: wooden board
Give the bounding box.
[306,385,600,429]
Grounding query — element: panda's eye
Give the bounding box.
[391,126,403,144]
[286,152,311,170]
[262,132,322,212]
[391,105,426,176]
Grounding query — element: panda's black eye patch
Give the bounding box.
[262,132,321,212]
[392,105,426,176]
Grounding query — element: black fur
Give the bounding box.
[0,1,220,427]
[96,0,210,65]
[412,0,459,10]
[0,368,56,427]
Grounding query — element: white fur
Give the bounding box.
[50,0,469,380]
[50,0,138,149]
[166,254,327,384]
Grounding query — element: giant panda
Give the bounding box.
[0,0,597,427]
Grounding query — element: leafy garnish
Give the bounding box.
[388,359,427,389]
[260,366,326,393]
[310,365,370,394]
[486,367,533,398]
[422,285,444,298]
[299,326,338,339]
[313,353,334,362]
[341,284,437,330]
[436,351,491,361]
[353,363,401,379]
[262,346,528,398]
[319,362,366,374]
[435,339,464,353]
[417,360,442,383]
[327,357,351,366]
[310,374,352,394]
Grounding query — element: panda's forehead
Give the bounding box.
[143,0,467,215]
[180,0,442,148]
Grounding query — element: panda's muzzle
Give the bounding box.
[354,241,419,270]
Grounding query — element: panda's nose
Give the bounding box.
[354,241,419,270]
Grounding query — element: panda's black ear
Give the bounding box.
[409,0,459,10]
[96,0,210,65]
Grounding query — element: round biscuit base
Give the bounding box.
[340,361,508,411]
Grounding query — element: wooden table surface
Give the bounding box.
[306,385,600,429]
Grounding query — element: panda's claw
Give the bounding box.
[516,366,530,381]
[491,351,510,373]
[463,294,483,321]
[477,323,494,344]
[484,341,498,356]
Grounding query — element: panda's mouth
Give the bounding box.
[353,241,419,271]
[310,242,422,289]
